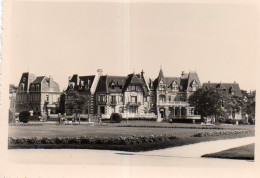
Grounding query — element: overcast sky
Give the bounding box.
[8,1,257,91]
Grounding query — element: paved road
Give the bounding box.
[1,137,257,178]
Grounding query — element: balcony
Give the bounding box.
[170,115,201,120]
[110,101,117,105]
[97,101,107,105]
[157,101,189,106]
[127,102,141,106]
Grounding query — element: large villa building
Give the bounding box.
[15,72,61,116]
[14,69,244,122]
[65,69,202,121]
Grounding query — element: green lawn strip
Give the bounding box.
[202,143,255,160]
[8,133,254,152]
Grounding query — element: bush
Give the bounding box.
[110,113,122,123]
[19,111,30,123]
[238,120,245,125]
[217,117,225,123]
[9,109,14,124]
[225,119,236,125]
[248,117,255,125]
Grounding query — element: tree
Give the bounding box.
[65,90,89,123]
[189,88,231,122]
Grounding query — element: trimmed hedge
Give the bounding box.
[8,134,177,146]
[191,130,255,137]
[9,123,43,126]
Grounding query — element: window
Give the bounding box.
[129,106,138,113]
[111,96,116,103]
[159,84,166,91]
[159,95,166,102]
[180,97,185,101]
[191,80,198,91]
[120,96,123,102]
[131,85,136,91]
[111,82,116,89]
[119,107,124,113]
[171,81,178,91]
[144,96,147,102]
[100,106,105,114]
[99,95,106,102]
[46,95,49,102]
[31,85,35,91]
[189,108,194,116]
[20,83,24,91]
[131,96,137,103]
[168,96,171,102]
[36,84,40,91]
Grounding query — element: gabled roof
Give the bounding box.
[202,82,242,97]
[152,70,201,92]
[40,76,60,92]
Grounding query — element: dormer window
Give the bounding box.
[171,81,178,91]
[80,81,84,86]
[31,85,35,91]
[36,84,40,91]
[19,83,25,91]
[111,82,116,89]
[69,82,75,89]
[131,85,136,91]
[159,84,166,91]
[191,80,198,91]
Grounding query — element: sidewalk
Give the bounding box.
[138,136,255,158]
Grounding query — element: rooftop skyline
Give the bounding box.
[6,1,257,91]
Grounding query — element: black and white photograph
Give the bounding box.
[0,0,258,177]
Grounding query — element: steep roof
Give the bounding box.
[38,76,60,92]
[18,72,36,92]
[67,74,95,92]
[31,76,45,84]
[186,72,201,92]
[202,82,242,97]
[152,70,201,92]
[96,75,127,93]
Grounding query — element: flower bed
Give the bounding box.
[191,130,255,137]
[118,125,223,130]
[8,134,177,146]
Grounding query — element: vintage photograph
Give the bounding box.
[1,0,258,177]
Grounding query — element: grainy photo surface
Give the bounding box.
[0,0,258,177]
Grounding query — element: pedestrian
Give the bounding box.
[99,113,102,124]
[57,113,61,124]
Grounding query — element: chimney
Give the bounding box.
[141,69,144,78]
[208,81,210,83]
[181,71,185,78]
[49,75,53,87]
[97,69,103,76]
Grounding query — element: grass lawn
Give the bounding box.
[202,143,255,160]
[8,121,255,151]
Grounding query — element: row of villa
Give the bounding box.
[14,68,243,121]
